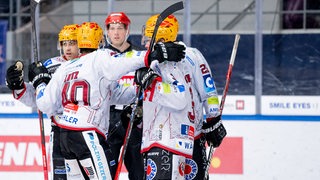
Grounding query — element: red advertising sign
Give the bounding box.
[0,136,50,171]
[0,136,243,174]
[209,137,243,174]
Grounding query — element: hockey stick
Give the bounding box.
[31,1,49,180]
[204,34,240,180]
[113,87,142,180]
[114,2,184,180]
[148,1,184,51]
[219,34,240,113]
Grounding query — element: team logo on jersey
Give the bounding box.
[203,74,215,92]
[36,83,46,99]
[181,124,194,137]
[42,59,53,67]
[109,51,117,56]
[119,75,135,86]
[207,96,219,105]
[176,140,193,150]
[184,158,198,180]
[113,53,125,58]
[178,161,185,176]
[146,158,157,180]
[172,80,185,92]
[125,51,133,58]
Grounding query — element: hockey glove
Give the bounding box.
[134,67,159,90]
[120,103,143,130]
[145,42,186,67]
[6,60,25,90]
[202,115,227,148]
[28,62,51,89]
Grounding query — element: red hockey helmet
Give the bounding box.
[105,12,131,29]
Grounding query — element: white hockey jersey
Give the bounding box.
[107,46,139,109]
[13,56,67,124]
[184,47,220,139]
[35,49,147,138]
[141,47,220,157]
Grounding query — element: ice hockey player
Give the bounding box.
[5,24,82,180]
[136,14,227,179]
[28,20,186,179]
[104,12,144,180]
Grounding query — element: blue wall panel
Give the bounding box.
[130,33,320,95]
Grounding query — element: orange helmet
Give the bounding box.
[143,14,179,44]
[58,24,79,42]
[105,12,131,28]
[77,22,103,49]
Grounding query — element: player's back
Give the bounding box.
[183,47,220,138]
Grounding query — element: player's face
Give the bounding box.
[62,40,79,60]
[107,23,128,48]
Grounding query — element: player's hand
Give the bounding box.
[134,67,159,90]
[145,42,186,67]
[6,60,25,90]
[28,62,51,88]
[120,103,143,130]
[202,115,227,148]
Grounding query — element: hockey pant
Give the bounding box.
[107,108,144,180]
[143,147,186,180]
[60,129,115,179]
[185,135,207,180]
[50,125,67,180]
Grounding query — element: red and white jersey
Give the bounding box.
[35,49,147,138]
[13,56,66,104]
[140,62,193,158]
[141,47,220,157]
[13,56,67,124]
[106,46,139,109]
[183,47,220,139]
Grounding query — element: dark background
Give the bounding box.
[130,33,320,96]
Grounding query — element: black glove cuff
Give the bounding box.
[32,73,51,88]
[141,70,159,89]
[202,115,222,133]
[202,120,223,133]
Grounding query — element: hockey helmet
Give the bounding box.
[77,22,104,49]
[58,24,79,42]
[142,14,179,44]
[105,12,131,29]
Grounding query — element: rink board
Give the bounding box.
[0,115,320,180]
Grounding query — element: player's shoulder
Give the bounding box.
[183,47,200,65]
[41,56,65,74]
[77,49,108,64]
[186,46,201,56]
[96,48,113,55]
[185,46,207,64]
[41,56,64,67]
